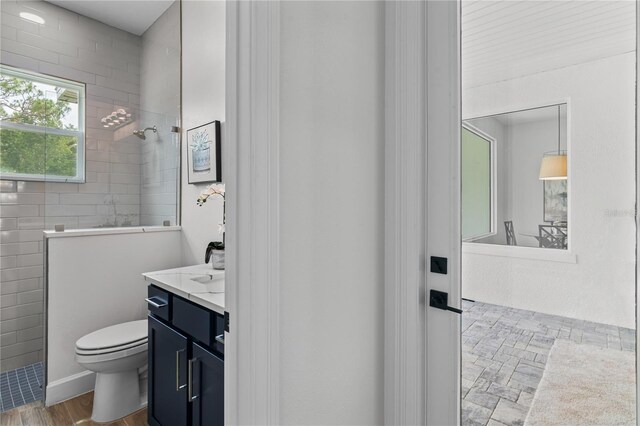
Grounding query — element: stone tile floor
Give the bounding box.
[461,300,635,426]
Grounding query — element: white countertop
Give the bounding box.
[142,264,225,314]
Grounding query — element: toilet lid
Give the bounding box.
[76,320,147,351]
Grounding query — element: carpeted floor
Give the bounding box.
[525,339,636,425]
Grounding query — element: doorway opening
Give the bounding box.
[460,1,637,424]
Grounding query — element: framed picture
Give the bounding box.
[187,121,222,184]
[543,180,567,223]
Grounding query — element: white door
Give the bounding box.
[425,1,462,425]
[384,1,461,424]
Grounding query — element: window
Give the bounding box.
[0,64,85,182]
[462,125,495,240]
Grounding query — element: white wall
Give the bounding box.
[279,2,385,423]
[45,229,182,404]
[180,0,225,265]
[463,53,636,328]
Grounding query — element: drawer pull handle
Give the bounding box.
[176,349,186,391]
[215,333,225,345]
[146,297,167,309]
[188,358,199,401]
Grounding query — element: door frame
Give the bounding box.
[384,0,461,424]
[636,2,639,423]
[224,1,281,424]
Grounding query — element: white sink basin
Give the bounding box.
[190,274,225,293]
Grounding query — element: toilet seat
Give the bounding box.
[76,320,147,351]
[76,341,148,364]
[75,320,148,363]
[76,339,147,356]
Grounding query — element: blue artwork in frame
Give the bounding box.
[187,120,222,184]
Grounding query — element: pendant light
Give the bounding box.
[539,105,567,180]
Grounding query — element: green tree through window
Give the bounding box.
[0,65,85,181]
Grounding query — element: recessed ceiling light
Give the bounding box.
[19,12,45,25]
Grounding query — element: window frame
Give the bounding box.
[0,64,86,183]
[461,122,497,242]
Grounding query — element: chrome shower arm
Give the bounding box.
[133,125,157,140]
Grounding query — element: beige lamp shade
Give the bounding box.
[539,154,567,180]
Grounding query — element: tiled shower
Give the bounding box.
[0,0,180,407]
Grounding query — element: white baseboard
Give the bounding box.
[45,370,95,406]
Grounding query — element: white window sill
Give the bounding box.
[0,174,85,183]
[44,225,181,239]
[462,242,577,264]
[463,231,497,243]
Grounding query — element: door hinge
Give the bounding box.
[224,311,230,332]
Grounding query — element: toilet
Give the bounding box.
[75,320,148,423]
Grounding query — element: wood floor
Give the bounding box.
[0,392,147,426]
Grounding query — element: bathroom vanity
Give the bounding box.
[143,265,226,426]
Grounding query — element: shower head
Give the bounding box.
[133,125,157,140]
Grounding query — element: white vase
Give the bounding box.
[193,147,211,173]
[210,250,225,270]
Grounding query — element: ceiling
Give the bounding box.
[462,0,636,89]
[46,1,174,35]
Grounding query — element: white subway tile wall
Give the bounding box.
[0,0,180,371]
[0,180,45,373]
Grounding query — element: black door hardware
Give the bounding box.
[430,256,448,274]
[429,290,462,314]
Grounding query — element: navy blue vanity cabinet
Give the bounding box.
[148,316,189,426]
[147,285,224,426]
[191,342,224,426]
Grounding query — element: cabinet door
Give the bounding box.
[148,316,189,426]
[191,342,224,426]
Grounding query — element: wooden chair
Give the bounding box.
[504,221,517,246]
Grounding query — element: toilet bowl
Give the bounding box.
[75,320,148,423]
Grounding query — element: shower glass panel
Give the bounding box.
[39,1,181,230]
[44,104,179,229]
[0,0,180,404]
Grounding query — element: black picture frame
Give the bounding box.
[186,120,222,184]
